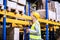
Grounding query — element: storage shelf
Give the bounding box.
[0,10,32,20]
[0,11,60,26]
[38,19,60,26]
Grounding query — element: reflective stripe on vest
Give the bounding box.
[30,21,41,39]
[30,35,41,39]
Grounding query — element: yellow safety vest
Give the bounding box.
[30,21,41,39]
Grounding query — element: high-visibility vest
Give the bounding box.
[30,20,41,39]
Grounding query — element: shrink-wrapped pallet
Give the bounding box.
[16,5,24,11]
[55,2,60,21]
[36,9,56,20]
[48,10,56,20]
[7,1,17,9]
[0,0,3,9]
[0,0,3,5]
[16,4,24,13]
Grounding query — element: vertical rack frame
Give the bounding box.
[28,0,30,40]
[3,0,7,40]
[45,0,49,40]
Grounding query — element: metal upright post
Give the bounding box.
[24,2,26,39]
[24,6,26,40]
[24,5,26,14]
[3,0,7,40]
[28,0,30,40]
[24,28,26,40]
[45,0,49,40]
[28,1,30,16]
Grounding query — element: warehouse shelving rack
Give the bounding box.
[0,0,60,40]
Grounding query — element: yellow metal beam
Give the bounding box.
[19,31,24,32]
[0,18,30,25]
[12,23,23,28]
[38,19,60,26]
[0,11,32,20]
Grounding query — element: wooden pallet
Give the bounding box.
[56,20,60,23]
[7,7,23,14]
[48,18,56,22]
[49,18,60,23]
